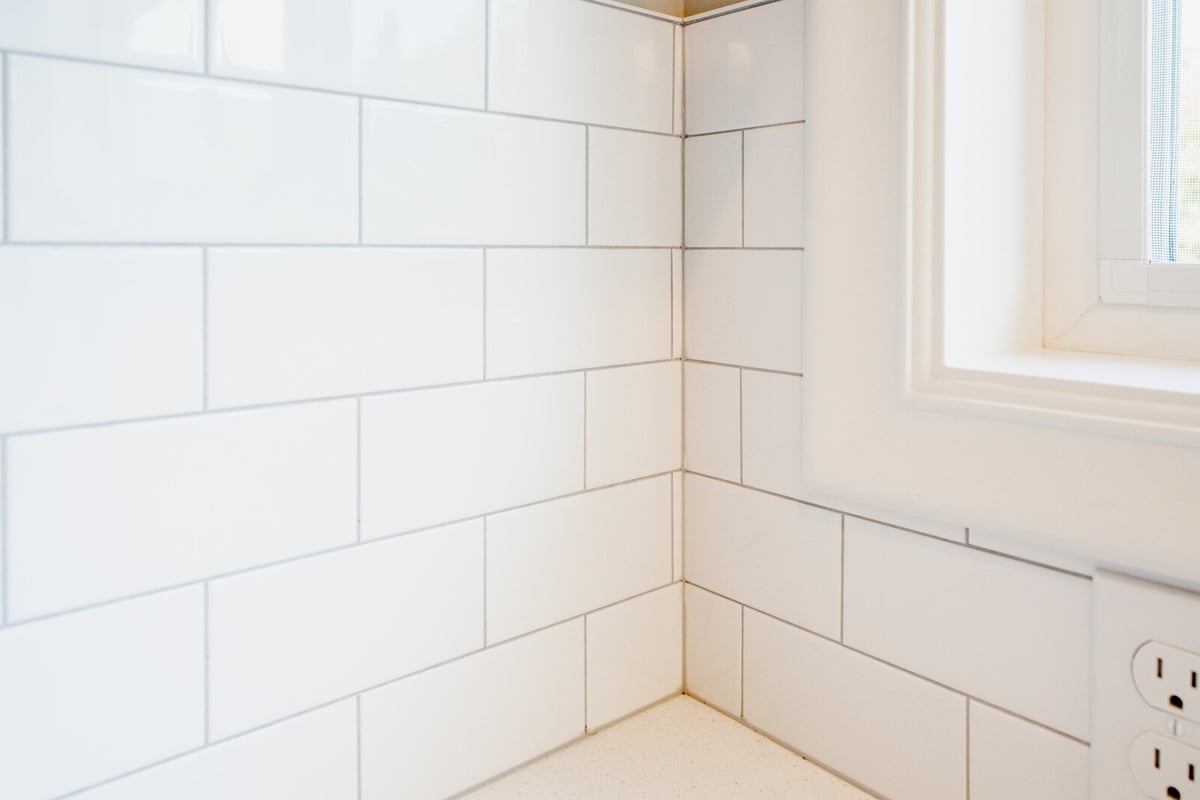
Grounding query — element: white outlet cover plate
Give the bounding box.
[1092,569,1200,800]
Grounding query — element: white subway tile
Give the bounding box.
[487,477,672,643]
[0,0,203,72]
[684,584,742,717]
[969,701,1089,800]
[588,129,681,246]
[684,0,805,135]
[685,475,841,640]
[744,123,805,247]
[586,584,682,729]
[744,611,966,800]
[741,370,803,498]
[486,249,671,377]
[360,375,583,537]
[684,249,803,372]
[684,133,742,247]
[0,247,202,432]
[361,620,584,800]
[8,57,357,243]
[210,0,485,107]
[671,249,683,359]
[683,361,741,481]
[672,471,683,581]
[586,362,681,487]
[6,401,357,620]
[73,702,358,800]
[209,521,483,738]
[967,526,1096,576]
[842,518,1091,740]
[362,102,585,245]
[489,0,674,132]
[0,588,204,800]
[207,248,483,407]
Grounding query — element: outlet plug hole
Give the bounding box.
[1160,658,1165,679]
[1168,787,1181,799]
[1172,695,1185,710]
[1158,748,1163,769]
[1190,764,1195,781]
[1192,671,1197,689]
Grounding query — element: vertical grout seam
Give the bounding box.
[740,130,746,247]
[738,368,744,483]
[482,516,488,646]
[839,515,845,642]
[355,398,363,542]
[584,127,591,245]
[739,603,745,718]
[203,581,211,743]
[583,615,590,732]
[357,98,364,244]
[481,249,488,379]
[201,248,209,410]
[582,372,589,488]
[483,0,491,110]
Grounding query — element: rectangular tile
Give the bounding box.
[487,477,672,643]
[207,248,483,407]
[489,0,674,132]
[209,521,483,738]
[210,0,485,107]
[741,370,803,498]
[8,57,357,243]
[843,517,1091,740]
[0,247,202,432]
[0,588,204,800]
[74,702,358,800]
[362,102,585,245]
[6,401,357,620]
[969,701,1089,800]
[684,475,841,639]
[486,249,671,377]
[683,132,742,247]
[586,584,682,729]
[744,123,805,247]
[361,620,584,800]
[586,362,681,487]
[360,375,583,537]
[683,361,741,481]
[744,611,966,800]
[684,0,805,134]
[671,249,684,358]
[588,128,681,246]
[0,0,203,71]
[684,584,742,717]
[684,249,803,372]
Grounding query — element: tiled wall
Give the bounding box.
[0,2,685,798]
[679,2,1093,799]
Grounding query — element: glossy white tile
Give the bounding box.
[360,375,583,537]
[685,475,841,640]
[362,101,585,245]
[684,0,805,134]
[684,249,803,373]
[589,129,681,246]
[489,0,674,132]
[586,584,682,729]
[486,476,672,643]
[684,584,742,717]
[842,517,1091,740]
[741,370,803,498]
[684,133,742,247]
[0,588,204,800]
[0,247,202,433]
[207,248,483,407]
[8,57,358,243]
[683,361,741,482]
[361,620,584,800]
[0,0,203,72]
[73,702,358,800]
[744,611,967,800]
[586,362,682,487]
[744,123,805,247]
[486,249,671,377]
[210,0,485,107]
[968,701,1089,800]
[5,401,357,620]
[209,521,483,737]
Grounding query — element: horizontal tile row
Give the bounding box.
[5,58,681,245]
[6,374,680,620]
[0,582,680,800]
[685,124,805,247]
[0,247,679,432]
[0,0,677,131]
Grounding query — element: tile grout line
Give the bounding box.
[839,514,845,642]
[482,517,488,645]
[201,248,209,409]
[357,98,364,244]
[482,249,488,377]
[740,130,746,247]
[738,368,744,482]
[483,0,491,110]
[583,615,590,732]
[0,242,690,250]
[739,603,745,717]
[355,397,363,542]
[203,581,211,744]
[684,118,806,139]
[582,372,589,487]
[584,127,591,245]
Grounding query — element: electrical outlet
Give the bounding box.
[1092,570,1200,800]
[1135,641,1200,722]
[1131,731,1200,799]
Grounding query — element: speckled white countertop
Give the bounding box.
[461,695,876,799]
